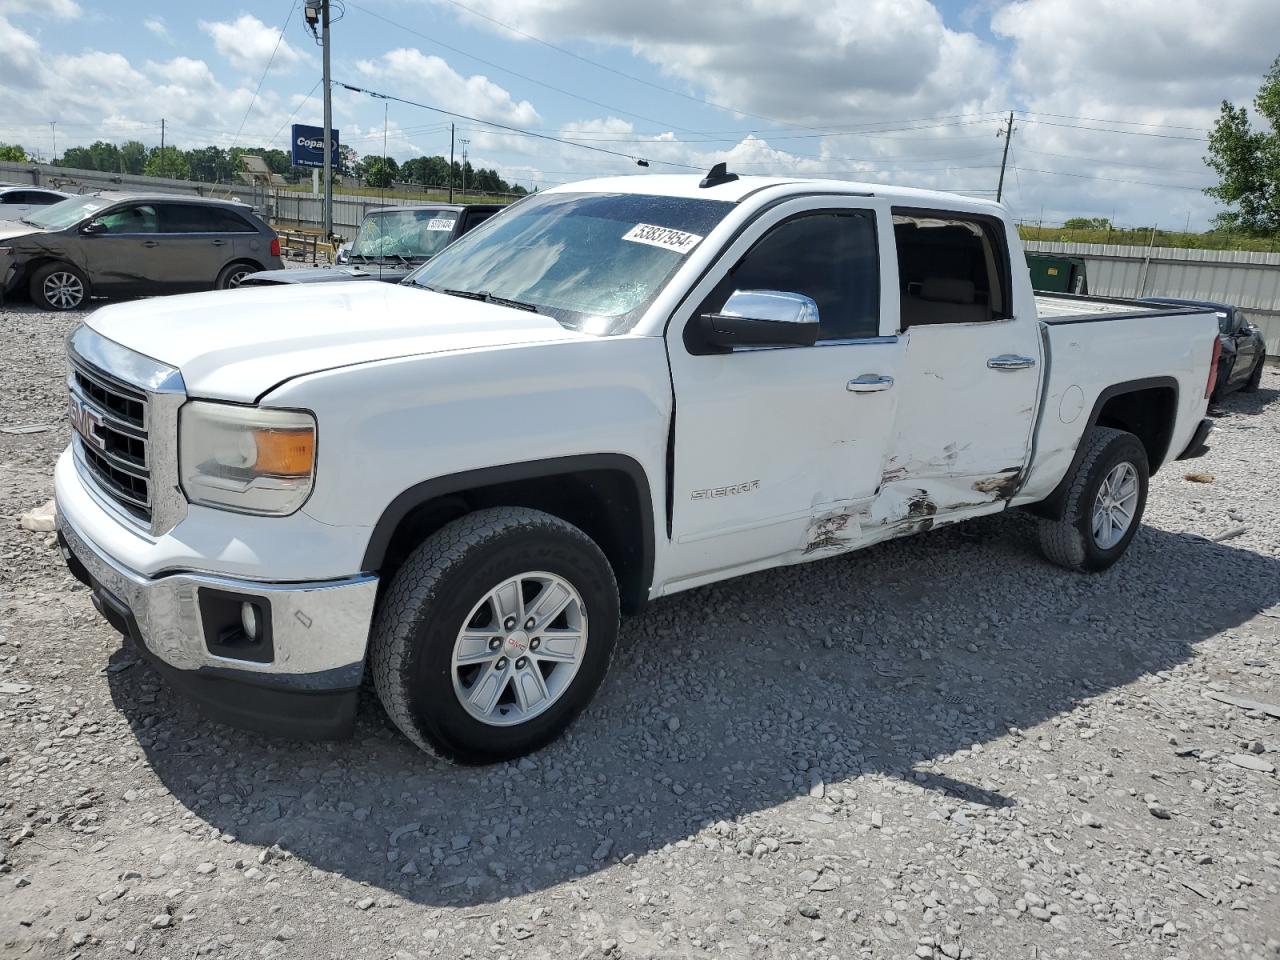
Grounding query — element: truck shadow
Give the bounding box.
[106,514,1280,907]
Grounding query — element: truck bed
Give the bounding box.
[1035,291,1208,325]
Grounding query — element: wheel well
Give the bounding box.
[1094,385,1177,473]
[223,259,264,276]
[368,463,654,615]
[16,257,80,293]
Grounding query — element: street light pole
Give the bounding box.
[321,0,333,240]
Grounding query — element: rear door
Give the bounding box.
[156,203,257,288]
[883,208,1041,514]
[663,196,903,589]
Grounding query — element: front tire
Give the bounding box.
[1242,355,1264,393]
[1037,426,1149,573]
[30,262,89,310]
[369,507,620,763]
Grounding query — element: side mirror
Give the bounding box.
[81,220,107,235]
[698,289,820,350]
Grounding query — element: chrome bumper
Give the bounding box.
[57,511,377,692]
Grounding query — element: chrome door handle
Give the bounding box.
[141,240,159,248]
[847,374,894,393]
[988,354,1036,371]
[211,239,227,246]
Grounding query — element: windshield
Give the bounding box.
[408,191,734,334]
[351,208,460,260]
[24,195,113,230]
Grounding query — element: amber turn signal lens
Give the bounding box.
[253,428,315,476]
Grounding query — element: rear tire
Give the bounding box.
[1242,356,1264,393]
[1037,426,1149,573]
[30,262,89,310]
[369,507,620,763]
[215,261,257,290]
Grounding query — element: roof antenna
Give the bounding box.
[699,162,739,189]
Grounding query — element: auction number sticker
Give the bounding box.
[621,223,704,254]
[425,218,457,231]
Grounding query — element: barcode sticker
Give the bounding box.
[621,223,703,254]
[425,218,457,231]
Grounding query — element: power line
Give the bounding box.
[1015,147,1207,175]
[1017,118,1207,141]
[336,80,703,170]
[1012,166,1206,190]
[231,0,301,148]
[1016,110,1206,132]
[268,77,324,144]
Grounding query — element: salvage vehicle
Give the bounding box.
[1140,297,1266,399]
[0,192,282,310]
[241,203,501,285]
[0,184,73,221]
[55,167,1220,762]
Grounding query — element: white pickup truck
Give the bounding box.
[56,168,1220,762]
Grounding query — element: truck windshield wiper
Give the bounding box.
[433,288,540,313]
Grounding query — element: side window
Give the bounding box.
[0,192,23,204]
[158,204,254,233]
[96,204,158,234]
[698,211,880,341]
[30,192,64,205]
[893,211,1010,328]
[462,210,495,233]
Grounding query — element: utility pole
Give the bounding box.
[460,138,470,199]
[160,118,165,154]
[996,111,1015,203]
[449,123,455,203]
[321,0,333,239]
[50,122,56,163]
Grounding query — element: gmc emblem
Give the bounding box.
[68,394,106,451]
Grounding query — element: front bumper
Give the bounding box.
[57,511,378,739]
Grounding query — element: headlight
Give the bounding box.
[179,402,316,516]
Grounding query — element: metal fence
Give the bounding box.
[1025,240,1280,356]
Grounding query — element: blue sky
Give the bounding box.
[2,0,1278,227]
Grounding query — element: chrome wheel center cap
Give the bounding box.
[504,630,530,656]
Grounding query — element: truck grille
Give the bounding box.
[69,357,152,523]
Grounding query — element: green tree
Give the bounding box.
[120,141,148,175]
[362,155,398,188]
[1205,54,1280,234]
[1063,216,1111,230]
[144,146,191,180]
[0,143,28,162]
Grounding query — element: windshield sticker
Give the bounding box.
[425,218,457,231]
[621,223,704,254]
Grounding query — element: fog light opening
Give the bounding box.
[240,601,261,641]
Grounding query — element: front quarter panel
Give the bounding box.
[261,335,673,572]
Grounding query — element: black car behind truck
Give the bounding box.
[1141,297,1267,399]
[243,203,502,286]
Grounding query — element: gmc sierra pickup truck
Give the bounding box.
[56,167,1220,763]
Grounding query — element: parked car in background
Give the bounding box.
[0,192,283,310]
[241,204,501,286]
[1141,297,1267,398]
[0,184,74,221]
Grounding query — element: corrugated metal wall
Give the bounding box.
[1025,240,1280,356]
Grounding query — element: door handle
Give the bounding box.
[847,374,894,393]
[141,240,159,248]
[988,354,1036,371]
[211,239,227,246]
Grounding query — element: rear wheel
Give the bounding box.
[1242,355,1264,393]
[215,261,257,289]
[369,507,619,763]
[1038,426,1149,573]
[30,262,89,310]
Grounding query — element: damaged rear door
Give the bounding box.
[663,195,903,587]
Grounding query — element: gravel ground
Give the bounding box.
[2,301,1279,960]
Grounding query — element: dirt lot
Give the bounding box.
[2,303,1279,960]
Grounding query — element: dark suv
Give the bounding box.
[0,192,283,310]
[1141,297,1267,399]
[242,204,501,286]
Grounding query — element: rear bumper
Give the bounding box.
[1176,417,1213,461]
[57,510,377,740]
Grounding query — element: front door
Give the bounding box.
[662,196,903,592]
[882,208,1041,519]
[79,203,163,293]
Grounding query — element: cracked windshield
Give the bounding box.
[351,208,458,261]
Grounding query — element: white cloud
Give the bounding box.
[0,0,79,18]
[355,48,541,127]
[143,16,169,39]
[199,13,306,74]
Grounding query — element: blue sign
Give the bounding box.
[290,124,340,168]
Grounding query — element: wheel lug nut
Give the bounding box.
[488,637,502,651]
[515,657,527,669]
[525,618,536,629]
[529,638,540,650]
[495,658,508,670]
[504,617,516,630]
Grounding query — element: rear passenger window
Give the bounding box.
[893,211,1010,328]
[699,211,880,341]
[462,210,495,233]
[160,204,255,233]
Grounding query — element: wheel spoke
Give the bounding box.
[466,661,510,715]
[455,631,500,664]
[535,629,583,663]
[1092,508,1108,541]
[526,580,573,629]
[511,664,551,712]
[490,579,523,623]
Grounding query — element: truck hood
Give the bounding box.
[86,281,586,403]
